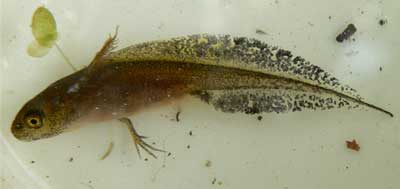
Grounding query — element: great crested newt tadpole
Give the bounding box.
[11,30,393,158]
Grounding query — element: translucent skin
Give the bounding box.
[11,58,393,141]
[11,60,289,141]
[11,34,392,141]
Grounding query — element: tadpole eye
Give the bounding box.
[24,110,43,128]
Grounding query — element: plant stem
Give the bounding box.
[55,43,77,71]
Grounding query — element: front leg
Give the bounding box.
[118,117,165,159]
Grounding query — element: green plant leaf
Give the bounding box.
[31,6,58,47]
[27,40,52,57]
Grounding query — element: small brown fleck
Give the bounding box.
[30,160,35,164]
[346,139,360,151]
[257,115,263,121]
[100,141,114,160]
[379,67,383,71]
[167,152,172,156]
[187,145,191,149]
[212,178,217,185]
[189,131,193,136]
[144,158,148,161]
[69,157,74,162]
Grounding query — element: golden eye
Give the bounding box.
[25,115,42,128]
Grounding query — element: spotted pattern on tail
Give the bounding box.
[107,34,361,100]
[193,89,361,115]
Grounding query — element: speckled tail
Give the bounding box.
[108,34,360,99]
[193,89,362,115]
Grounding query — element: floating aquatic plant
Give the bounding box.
[27,6,76,70]
[27,6,57,57]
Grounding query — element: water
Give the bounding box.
[1,0,399,188]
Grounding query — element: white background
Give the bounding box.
[1,0,399,188]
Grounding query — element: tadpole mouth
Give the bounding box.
[11,119,34,142]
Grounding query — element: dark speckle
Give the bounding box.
[244,106,260,114]
[186,145,191,149]
[144,158,148,161]
[189,131,193,136]
[233,37,246,45]
[336,24,357,43]
[379,19,387,26]
[256,29,267,35]
[175,111,181,122]
[167,152,172,156]
[192,91,211,104]
[379,67,383,71]
[69,157,74,162]
[212,178,217,185]
[205,160,212,167]
[30,160,35,164]
[257,115,263,121]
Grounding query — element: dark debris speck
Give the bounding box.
[256,29,267,35]
[379,19,387,26]
[257,115,263,121]
[346,139,360,151]
[336,24,357,43]
[176,111,181,122]
[205,160,212,167]
[212,178,217,185]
